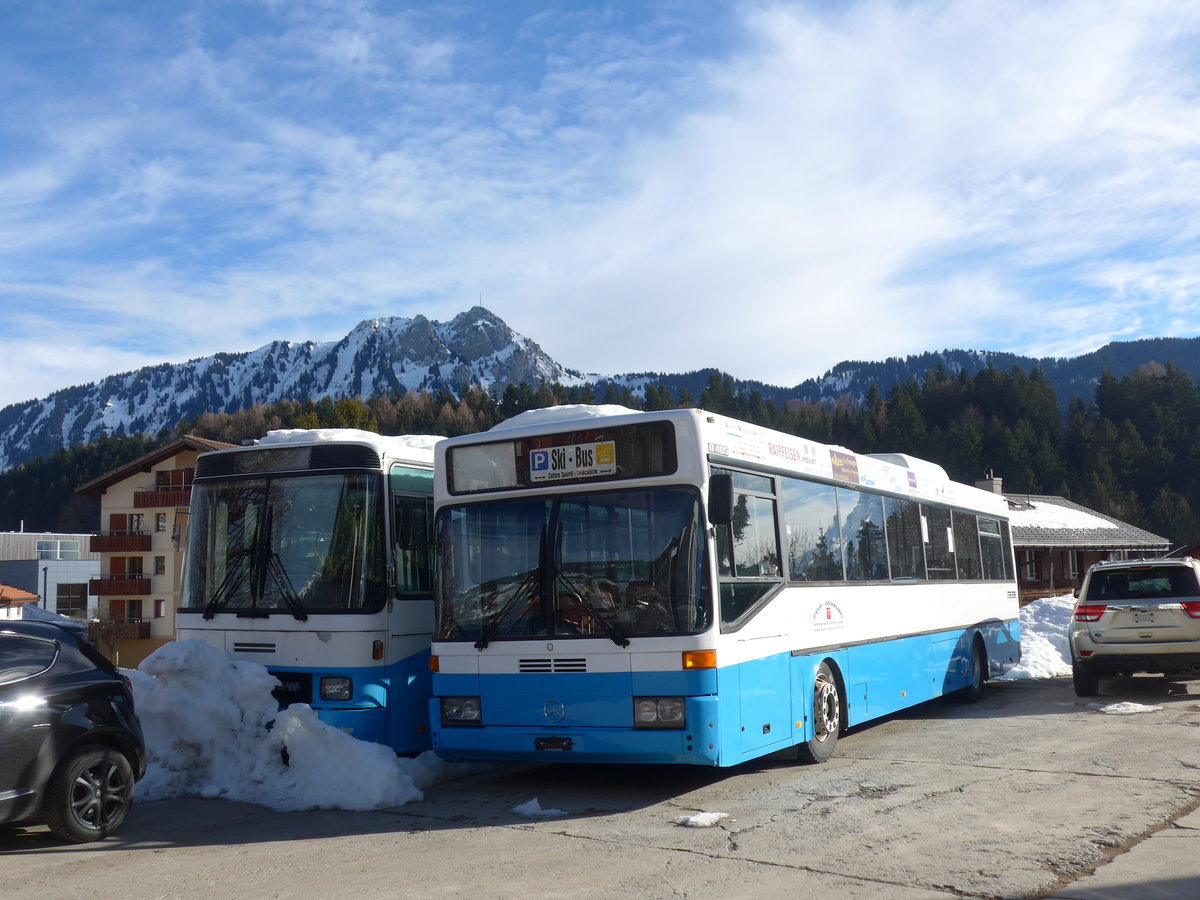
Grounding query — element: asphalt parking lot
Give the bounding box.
[4,675,1200,899]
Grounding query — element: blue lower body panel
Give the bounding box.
[270,649,432,754]
[432,620,1020,767]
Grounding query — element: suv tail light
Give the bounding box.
[1074,604,1107,622]
[1181,602,1200,618]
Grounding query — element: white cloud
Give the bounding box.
[2,0,1200,409]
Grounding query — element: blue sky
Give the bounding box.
[2,0,1199,410]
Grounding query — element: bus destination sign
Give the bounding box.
[530,441,617,483]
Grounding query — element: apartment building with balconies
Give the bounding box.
[76,435,234,666]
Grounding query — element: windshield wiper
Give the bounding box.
[552,566,630,647]
[473,567,539,650]
[267,551,308,622]
[202,556,246,620]
[546,519,628,647]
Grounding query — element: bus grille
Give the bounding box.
[269,671,313,706]
[233,641,276,654]
[519,658,587,673]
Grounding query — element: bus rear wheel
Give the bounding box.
[797,662,842,764]
[956,637,987,703]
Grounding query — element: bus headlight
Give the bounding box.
[319,676,353,701]
[633,697,686,729]
[441,696,483,726]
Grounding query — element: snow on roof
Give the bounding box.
[1005,494,1168,550]
[258,429,442,455]
[1006,500,1119,531]
[489,404,642,432]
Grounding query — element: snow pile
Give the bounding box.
[489,404,640,431]
[1000,593,1075,680]
[1092,702,1163,715]
[125,641,451,811]
[512,797,567,818]
[258,428,441,454]
[673,812,729,827]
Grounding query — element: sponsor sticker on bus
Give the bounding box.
[529,441,617,482]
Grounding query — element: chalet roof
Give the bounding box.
[0,582,40,606]
[1005,494,1170,552]
[75,435,236,496]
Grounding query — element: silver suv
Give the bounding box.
[1070,557,1200,696]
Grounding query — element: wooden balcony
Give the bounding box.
[90,575,152,596]
[89,619,152,642]
[134,487,192,508]
[90,532,152,553]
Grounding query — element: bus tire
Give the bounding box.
[797,662,842,764]
[956,637,987,703]
[1072,661,1100,697]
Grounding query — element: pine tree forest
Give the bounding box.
[3,362,1198,546]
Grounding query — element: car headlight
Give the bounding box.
[441,696,483,726]
[633,697,686,729]
[319,676,353,701]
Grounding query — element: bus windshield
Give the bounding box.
[182,473,387,616]
[435,487,710,642]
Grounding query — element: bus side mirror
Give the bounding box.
[708,474,733,527]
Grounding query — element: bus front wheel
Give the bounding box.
[797,662,842,764]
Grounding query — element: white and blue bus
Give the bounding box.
[177,429,439,753]
[429,406,1020,767]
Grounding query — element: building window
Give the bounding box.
[154,599,165,618]
[56,583,88,618]
[35,539,80,560]
[156,513,167,532]
[130,514,145,533]
[156,468,195,489]
[1022,550,1040,581]
[154,555,166,575]
[1069,551,1081,580]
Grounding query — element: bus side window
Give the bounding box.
[714,468,782,626]
[838,489,887,581]
[393,494,434,594]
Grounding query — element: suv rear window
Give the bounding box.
[0,633,59,685]
[1086,566,1200,602]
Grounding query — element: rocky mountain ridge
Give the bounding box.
[2,305,1198,471]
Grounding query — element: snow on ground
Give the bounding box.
[122,593,1084,814]
[673,812,730,827]
[512,797,567,818]
[1091,701,1164,714]
[124,641,455,812]
[1000,592,1075,680]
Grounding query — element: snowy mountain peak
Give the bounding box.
[0,307,578,471]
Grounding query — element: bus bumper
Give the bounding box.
[430,696,721,766]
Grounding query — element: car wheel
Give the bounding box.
[797,662,842,764]
[44,746,135,843]
[1072,661,1100,698]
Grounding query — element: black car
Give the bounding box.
[0,619,147,842]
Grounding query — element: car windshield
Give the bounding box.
[435,487,710,642]
[182,473,387,615]
[1085,566,1200,602]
